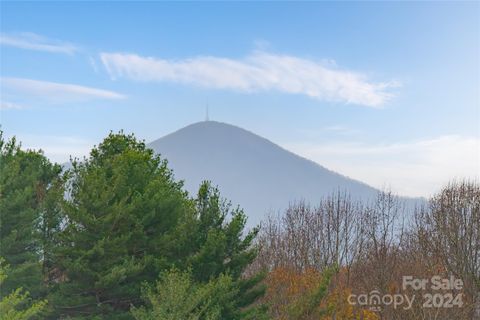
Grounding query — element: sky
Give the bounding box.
[1,1,479,198]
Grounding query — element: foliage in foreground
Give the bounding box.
[0,258,47,320]
[131,268,237,320]
[0,132,62,300]
[255,181,480,319]
[44,132,265,319]
[2,129,478,319]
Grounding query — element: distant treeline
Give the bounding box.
[0,131,478,320]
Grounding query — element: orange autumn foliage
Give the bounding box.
[264,267,379,320]
[264,267,324,319]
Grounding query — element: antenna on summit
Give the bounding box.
[205,101,210,122]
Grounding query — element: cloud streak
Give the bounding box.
[100,51,398,107]
[1,77,126,102]
[0,101,25,110]
[0,32,77,54]
[286,135,480,197]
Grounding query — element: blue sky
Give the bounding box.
[1,1,479,197]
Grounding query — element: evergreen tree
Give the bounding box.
[131,268,236,320]
[0,132,62,299]
[185,182,267,319]
[50,132,192,319]
[49,132,266,319]
[0,258,47,320]
[131,182,268,320]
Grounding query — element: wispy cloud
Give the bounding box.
[100,51,398,107]
[1,77,126,103]
[286,135,480,197]
[0,101,25,110]
[0,32,77,54]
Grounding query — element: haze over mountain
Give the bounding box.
[149,121,404,227]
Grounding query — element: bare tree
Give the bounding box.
[253,190,365,275]
[415,180,480,319]
[253,182,479,320]
[350,190,407,319]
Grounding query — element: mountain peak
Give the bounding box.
[160,120,260,140]
[149,121,381,226]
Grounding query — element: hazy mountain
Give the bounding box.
[149,121,411,227]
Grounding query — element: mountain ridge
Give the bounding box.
[148,121,416,226]
[154,121,374,188]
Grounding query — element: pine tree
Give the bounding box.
[131,268,237,320]
[50,132,192,319]
[0,132,62,300]
[0,258,48,320]
[131,181,268,320]
[49,132,267,319]
[184,182,268,319]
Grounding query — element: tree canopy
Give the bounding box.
[46,132,265,319]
